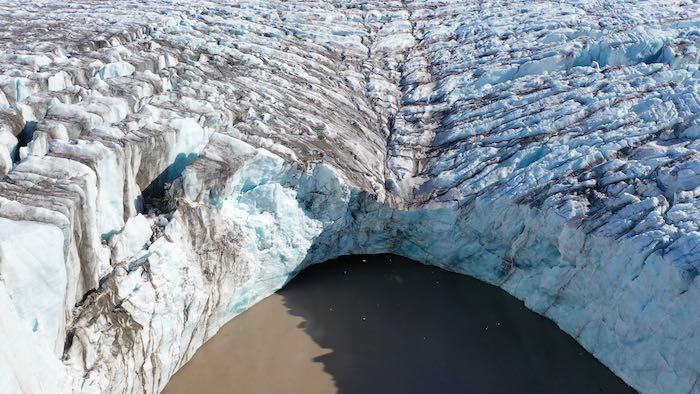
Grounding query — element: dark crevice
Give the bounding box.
[12,120,36,163]
[74,288,98,308]
[62,329,75,358]
[139,152,198,214]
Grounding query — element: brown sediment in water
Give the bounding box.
[163,255,634,394]
[162,292,336,394]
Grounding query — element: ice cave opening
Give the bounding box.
[162,254,633,394]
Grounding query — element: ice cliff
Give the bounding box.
[0,1,699,393]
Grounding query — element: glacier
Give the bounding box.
[0,0,699,393]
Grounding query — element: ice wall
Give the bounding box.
[0,1,699,393]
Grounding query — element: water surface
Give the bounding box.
[164,254,633,394]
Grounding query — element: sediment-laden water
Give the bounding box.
[163,255,633,394]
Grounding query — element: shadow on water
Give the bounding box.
[279,254,635,394]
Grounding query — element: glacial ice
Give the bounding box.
[0,0,699,393]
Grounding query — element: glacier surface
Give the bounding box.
[0,0,699,393]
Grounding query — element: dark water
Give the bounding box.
[164,254,634,394]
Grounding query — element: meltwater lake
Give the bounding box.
[163,254,633,394]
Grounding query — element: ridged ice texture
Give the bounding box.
[0,1,698,393]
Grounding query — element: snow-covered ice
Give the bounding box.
[0,0,699,393]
